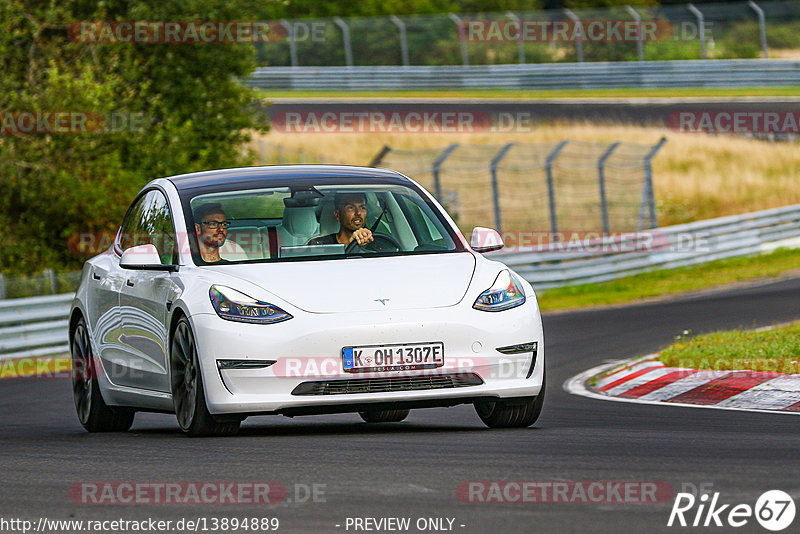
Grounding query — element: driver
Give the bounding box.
[308,192,374,247]
[194,203,229,263]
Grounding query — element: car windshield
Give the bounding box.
[186,182,463,265]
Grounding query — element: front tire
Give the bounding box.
[359,409,410,423]
[70,318,135,432]
[474,369,545,428]
[170,317,240,437]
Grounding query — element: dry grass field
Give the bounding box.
[250,123,800,227]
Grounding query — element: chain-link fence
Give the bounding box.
[371,139,666,236]
[256,1,799,67]
[0,270,82,300]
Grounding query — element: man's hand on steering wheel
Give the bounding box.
[351,228,374,247]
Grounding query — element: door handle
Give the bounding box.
[126,279,135,287]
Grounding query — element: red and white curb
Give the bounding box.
[564,355,800,415]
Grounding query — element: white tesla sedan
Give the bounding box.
[69,166,545,436]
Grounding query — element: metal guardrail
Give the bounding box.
[493,203,800,289]
[247,59,800,90]
[0,294,72,361]
[4,203,800,358]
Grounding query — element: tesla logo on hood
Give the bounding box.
[374,299,390,305]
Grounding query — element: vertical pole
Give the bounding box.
[563,9,584,63]
[545,141,569,240]
[390,15,410,66]
[490,143,515,234]
[432,144,459,200]
[748,1,768,59]
[448,13,469,66]
[687,4,706,59]
[333,17,353,67]
[44,268,56,295]
[299,148,305,163]
[597,142,620,235]
[280,20,298,67]
[638,137,667,230]
[625,6,644,62]
[505,11,526,64]
[0,273,5,299]
[369,145,392,167]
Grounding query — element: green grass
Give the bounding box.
[659,322,800,374]
[258,87,800,100]
[537,247,800,312]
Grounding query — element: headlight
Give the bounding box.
[473,270,526,312]
[209,285,292,324]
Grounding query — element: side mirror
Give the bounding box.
[120,244,177,271]
[471,227,504,253]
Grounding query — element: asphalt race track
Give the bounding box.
[2,277,800,534]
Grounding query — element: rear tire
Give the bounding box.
[170,317,241,437]
[474,369,545,428]
[359,409,410,423]
[70,318,135,432]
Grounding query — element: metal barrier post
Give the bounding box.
[687,4,707,59]
[490,143,515,234]
[333,17,354,66]
[432,144,459,200]
[369,145,392,167]
[638,137,667,230]
[597,142,620,235]
[448,13,469,66]
[390,15,410,66]
[563,9,584,63]
[625,6,644,62]
[280,20,298,67]
[0,274,5,299]
[748,1,768,59]
[506,11,526,64]
[545,141,569,240]
[44,269,56,295]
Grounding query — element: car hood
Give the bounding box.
[202,253,477,313]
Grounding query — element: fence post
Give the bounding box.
[369,145,392,167]
[490,143,515,234]
[748,1,768,59]
[563,9,584,63]
[280,20,299,67]
[545,141,569,240]
[448,13,469,66]
[624,6,644,62]
[0,273,5,299]
[432,144,459,200]
[687,4,707,59]
[638,137,667,230]
[390,15,410,66]
[597,142,620,235]
[332,17,354,67]
[44,268,56,295]
[505,11,526,64]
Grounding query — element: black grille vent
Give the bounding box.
[291,373,483,396]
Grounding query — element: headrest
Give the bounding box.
[281,206,319,237]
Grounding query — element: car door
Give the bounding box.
[116,189,180,392]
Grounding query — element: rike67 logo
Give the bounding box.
[668,490,795,531]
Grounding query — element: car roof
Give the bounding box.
[166,165,410,192]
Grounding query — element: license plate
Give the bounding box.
[342,342,445,373]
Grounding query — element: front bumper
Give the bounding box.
[190,303,544,415]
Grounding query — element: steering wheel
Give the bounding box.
[345,233,402,254]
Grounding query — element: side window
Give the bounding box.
[119,190,176,265]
